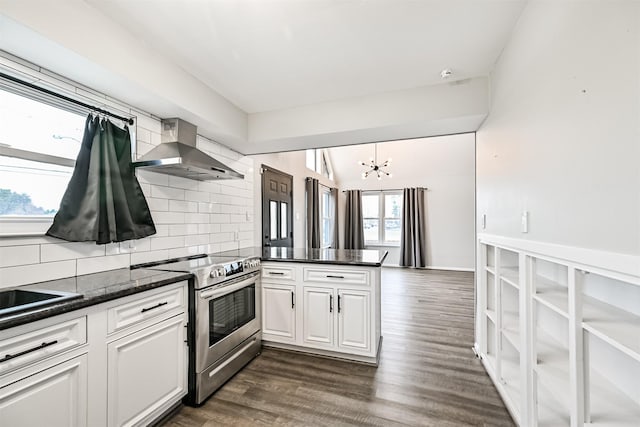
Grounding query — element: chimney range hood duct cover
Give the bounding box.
[132,118,244,181]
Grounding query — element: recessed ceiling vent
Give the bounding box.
[132,118,243,180]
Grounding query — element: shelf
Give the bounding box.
[533,276,569,318]
[501,310,520,352]
[499,352,521,421]
[535,329,570,409]
[500,266,520,288]
[588,369,640,427]
[583,295,640,363]
[486,309,497,323]
[485,266,496,275]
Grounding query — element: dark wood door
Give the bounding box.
[261,165,293,247]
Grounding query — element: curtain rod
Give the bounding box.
[0,71,135,125]
[342,187,427,192]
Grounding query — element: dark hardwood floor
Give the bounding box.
[163,268,514,426]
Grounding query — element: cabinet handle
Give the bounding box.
[291,291,295,309]
[329,294,333,313]
[326,275,344,279]
[269,272,285,275]
[338,295,341,313]
[141,301,168,313]
[0,340,58,363]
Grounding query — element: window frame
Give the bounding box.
[0,78,136,236]
[362,190,403,246]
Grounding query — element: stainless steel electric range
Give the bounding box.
[141,252,262,406]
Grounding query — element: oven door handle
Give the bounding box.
[199,271,260,300]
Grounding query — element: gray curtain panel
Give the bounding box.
[305,177,321,249]
[331,187,339,248]
[399,187,427,267]
[344,189,365,250]
[47,115,156,244]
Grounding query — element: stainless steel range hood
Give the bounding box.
[132,118,243,180]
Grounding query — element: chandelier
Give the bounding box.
[359,144,392,180]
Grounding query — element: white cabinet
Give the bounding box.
[337,289,370,352]
[476,235,640,427]
[261,262,381,364]
[105,283,188,427]
[0,280,188,427]
[262,284,296,344]
[107,315,186,427]
[302,286,334,348]
[0,354,88,427]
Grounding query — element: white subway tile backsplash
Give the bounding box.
[0,245,40,267]
[146,197,169,212]
[169,224,198,236]
[169,200,198,213]
[134,112,162,134]
[0,260,76,288]
[136,127,151,143]
[150,236,185,251]
[185,190,210,203]
[210,214,230,223]
[152,212,185,224]
[77,254,130,276]
[137,170,169,186]
[153,224,170,237]
[130,250,169,265]
[185,213,209,224]
[41,242,106,263]
[151,185,185,200]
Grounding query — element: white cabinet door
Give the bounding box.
[107,315,186,427]
[338,289,371,353]
[262,284,296,343]
[0,354,88,427]
[303,287,334,349]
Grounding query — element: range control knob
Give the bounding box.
[210,269,219,278]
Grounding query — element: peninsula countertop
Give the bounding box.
[209,247,388,267]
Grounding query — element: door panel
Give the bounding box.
[262,284,296,342]
[338,290,370,352]
[262,165,293,247]
[302,287,334,348]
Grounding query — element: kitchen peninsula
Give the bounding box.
[260,247,387,365]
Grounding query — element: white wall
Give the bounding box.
[0,56,256,289]
[250,151,336,249]
[477,1,640,255]
[332,134,476,270]
[248,77,488,154]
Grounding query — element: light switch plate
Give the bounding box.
[481,214,486,230]
[521,211,529,233]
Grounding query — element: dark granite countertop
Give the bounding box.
[0,268,191,331]
[209,247,388,267]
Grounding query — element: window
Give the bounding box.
[305,148,333,181]
[320,186,334,248]
[362,191,403,245]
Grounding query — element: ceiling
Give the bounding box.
[86,0,526,114]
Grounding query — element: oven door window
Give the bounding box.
[209,284,256,346]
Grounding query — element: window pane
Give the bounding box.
[1,89,84,160]
[280,202,287,239]
[362,195,379,217]
[363,219,379,242]
[0,157,73,215]
[270,201,277,240]
[305,149,316,171]
[384,194,402,218]
[322,218,331,247]
[384,219,402,242]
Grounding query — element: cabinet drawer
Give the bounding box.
[0,317,87,376]
[262,265,296,281]
[303,267,370,286]
[107,286,185,334]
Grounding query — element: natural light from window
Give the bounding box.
[362,191,402,245]
[0,88,84,216]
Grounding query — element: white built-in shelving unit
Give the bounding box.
[476,234,640,427]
